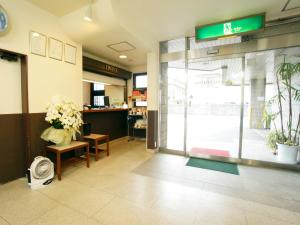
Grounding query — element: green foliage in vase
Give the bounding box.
[51,118,64,129]
[266,131,278,150]
[266,131,287,150]
[265,56,300,147]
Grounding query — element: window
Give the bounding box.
[135,100,147,107]
[93,83,105,91]
[91,83,105,107]
[133,73,147,107]
[135,75,147,88]
[133,73,147,89]
[93,96,104,106]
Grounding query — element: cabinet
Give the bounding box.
[127,114,147,141]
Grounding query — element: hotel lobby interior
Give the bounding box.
[1,0,300,225]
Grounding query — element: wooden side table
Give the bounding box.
[83,133,109,161]
[46,141,90,181]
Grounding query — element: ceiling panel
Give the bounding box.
[107,42,136,52]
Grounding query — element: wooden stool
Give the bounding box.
[46,141,90,181]
[83,133,109,161]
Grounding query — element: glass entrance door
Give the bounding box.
[186,57,244,159]
[160,60,187,153]
[242,47,300,163]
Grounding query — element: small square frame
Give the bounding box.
[48,37,63,61]
[64,43,77,65]
[29,31,47,57]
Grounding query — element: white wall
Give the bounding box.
[0,59,22,114]
[82,76,126,106]
[82,81,125,106]
[105,85,124,104]
[82,81,90,105]
[83,71,126,86]
[129,65,147,74]
[0,0,82,113]
[147,47,160,111]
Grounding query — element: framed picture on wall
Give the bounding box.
[48,37,63,61]
[64,43,77,65]
[30,31,47,57]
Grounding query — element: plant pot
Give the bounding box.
[55,131,72,146]
[41,127,73,146]
[277,143,299,164]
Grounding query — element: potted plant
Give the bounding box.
[41,96,83,146]
[266,56,300,164]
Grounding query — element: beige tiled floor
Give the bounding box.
[0,139,299,225]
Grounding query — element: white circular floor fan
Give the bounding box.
[27,156,54,189]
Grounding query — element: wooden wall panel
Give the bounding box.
[0,102,129,183]
[147,110,158,149]
[28,113,48,161]
[0,114,25,183]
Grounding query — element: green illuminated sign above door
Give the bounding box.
[195,13,265,41]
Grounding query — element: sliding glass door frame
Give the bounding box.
[159,33,300,171]
[183,37,189,156]
[238,56,245,159]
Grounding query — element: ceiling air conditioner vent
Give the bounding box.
[107,42,136,53]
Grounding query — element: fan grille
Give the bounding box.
[32,159,53,179]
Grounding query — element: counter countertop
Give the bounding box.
[83,108,129,113]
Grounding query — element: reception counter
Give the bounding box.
[82,108,129,140]
[83,108,129,113]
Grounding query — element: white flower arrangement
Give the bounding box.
[41,96,83,145]
[45,96,83,131]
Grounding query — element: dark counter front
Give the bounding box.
[82,109,128,140]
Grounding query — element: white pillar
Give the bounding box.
[147,48,160,111]
[146,45,160,152]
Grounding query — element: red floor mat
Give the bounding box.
[190,147,230,157]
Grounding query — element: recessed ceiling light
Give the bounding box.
[119,55,127,59]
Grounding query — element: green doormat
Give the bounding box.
[186,158,239,175]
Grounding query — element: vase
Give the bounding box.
[41,127,73,146]
[55,131,73,146]
[277,143,299,164]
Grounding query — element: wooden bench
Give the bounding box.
[83,133,109,161]
[46,141,90,180]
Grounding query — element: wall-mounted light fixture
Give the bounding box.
[119,55,127,59]
[82,79,111,85]
[84,0,93,22]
